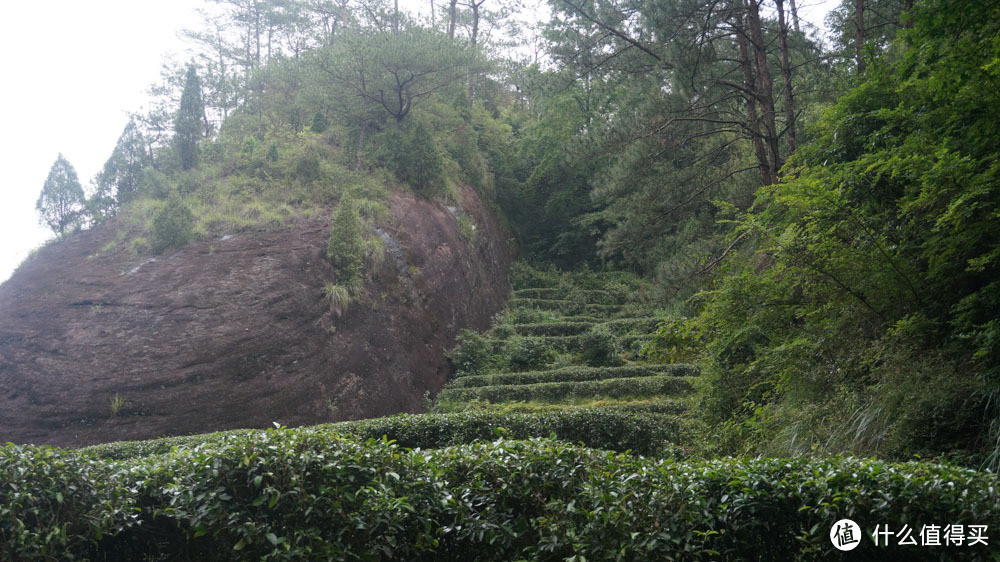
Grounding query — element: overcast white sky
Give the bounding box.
[0,0,838,285]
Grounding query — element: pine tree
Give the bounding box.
[326,195,364,282]
[91,117,152,220]
[175,65,205,171]
[36,154,85,235]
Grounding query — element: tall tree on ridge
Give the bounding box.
[175,65,206,171]
[855,0,865,73]
[36,154,85,236]
[91,117,153,220]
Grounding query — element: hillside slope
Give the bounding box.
[0,184,509,447]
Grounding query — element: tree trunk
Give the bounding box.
[855,0,866,74]
[789,0,800,33]
[776,0,796,154]
[217,26,230,121]
[448,0,458,39]
[736,13,773,186]
[468,1,480,102]
[431,0,436,26]
[746,0,781,180]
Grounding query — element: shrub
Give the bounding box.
[326,195,364,282]
[311,111,329,133]
[294,149,321,182]
[579,327,621,367]
[0,444,133,560]
[642,316,703,364]
[447,329,495,377]
[503,336,556,371]
[150,195,194,252]
[377,118,445,193]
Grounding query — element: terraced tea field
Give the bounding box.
[7,266,999,560]
[424,265,700,456]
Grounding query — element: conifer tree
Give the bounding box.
[175,65,205,171]
[327,195,364,282]
[91,117,152,220]
[36,154,85,235]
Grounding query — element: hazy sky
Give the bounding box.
[0,0,204,282]
[0,0,838,285]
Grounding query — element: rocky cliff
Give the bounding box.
[0,184,510,447]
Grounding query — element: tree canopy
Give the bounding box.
[36,154,85,236]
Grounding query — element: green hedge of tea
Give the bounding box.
[82,409,683,461]
[448,363,697,388]
[328,409,684,455]
[436,374,696,404]
[508,321,594,336]
[485,334,583,353]
[597,316,661,334]
[513,288,629,305]
[5,434,999,560]
[509,298,622,316]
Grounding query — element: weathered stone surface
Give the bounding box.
[0,185,510,447]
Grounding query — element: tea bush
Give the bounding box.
[6,435,999,560]
[509,321,594,337]
[579,327,622,367]
[448,363,697,388]
[447,329,496,377]
[436,374,696,404]
[326,409,684,455]
[503,336,556,371]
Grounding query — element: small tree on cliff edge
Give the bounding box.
[36,154,85,235]
[327,195,364,282]
[175,65,205,171]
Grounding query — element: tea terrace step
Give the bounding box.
[436,375,697,404]
[448,363,698,388]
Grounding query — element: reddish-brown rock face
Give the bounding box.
[0,185,510,447]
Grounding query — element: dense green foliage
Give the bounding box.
[5,433,999,560]
[377,118,446,193]
[150,195,195,252]
[326,195,364,282]
[174,66,205,171]
[683,0,1000,465]
[35,154,85,235]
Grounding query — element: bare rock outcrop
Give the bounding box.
[0,184,510,447]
